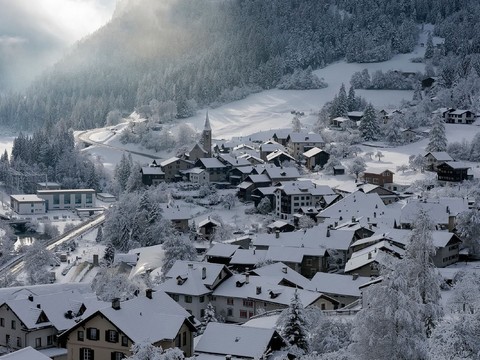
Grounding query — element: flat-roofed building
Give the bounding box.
[37,189,96,211]
[10,195,46,215]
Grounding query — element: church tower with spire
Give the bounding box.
[200,111,212,157]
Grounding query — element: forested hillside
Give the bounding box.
[0,0,469,130]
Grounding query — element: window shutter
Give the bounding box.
[91,350,94,360]
[111,352,116,360]
[80,348,84,360]
[114,331,119,343]
[105,330,109,342]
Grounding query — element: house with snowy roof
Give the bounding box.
[160,205,192,232]
[249,262,312,290]
[229,249,269,272]
[437,161,472,182]
[259,141,287,161]
[335,182,399,205]
[0,288,103,353]
[272,130,291,146]
[237,174,272,201]
[140,164,165,186]
[424,151,453,171]
[310,273,372,307]
[194,158,227,183]
[211,274,339,323]
[198,217,221,241]
[273,180,336,219]
[265,149,296,166]
[261,165,300,184]
[195,323,286,360]
[344,241,403,277]
[439,109,476,124]
[59,290,197,359]
[286,132,325,159]
[160,157,194,182]
[302,147,330,170]
[399,197,469,231]
[316,191,387,224]
[156,261,232,320]
[362,168,394,186]
[205,243,241,264]
[216,153,252,168]
[227,165,255,185]
[266,220,295,234]
[431,231,462,267]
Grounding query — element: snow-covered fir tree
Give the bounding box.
[358,103,380,141]
[95,227,103,243]
[403,210,443,336]
[350,263,428,360]
[292,116,302,132]
[114,153,133,193]
[199,302,218,334]
[383,116,403,145]
[126,343,184,360]
[104,242,115,265]
[278,290,309,353]
[257,197,272,214]
[426,115,447,153]
[125,162,144,193]
[347,86,356,112]
[424,33,434,60]
[334,84,349,118]
[456,208,480,255]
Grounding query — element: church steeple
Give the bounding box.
[201,111,212,157]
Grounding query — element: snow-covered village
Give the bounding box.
[1,1,480,359]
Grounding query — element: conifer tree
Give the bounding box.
[336,84,349,117]
[104,242,115,265]
[426,115,447,152]
[347,86,356,111]
[424,33,434,59]
[95,227,103,243]
[280,290,309,353]
[359,103,380,141]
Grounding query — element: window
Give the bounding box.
[185,295,192,303]
[5,335,9,345]
[121,336,128,347]
[75,193,82,204]
[200,309,205,318]
[11,320,15,330]
[16,337,21,347]
[306,258,312,266]
[106,330,118,343]
[80,348,94,360]
[227,298,234,305]
[321,303,326,310]
[35,337,42,348]
[53,194,60,205]
[78,331,84,341]
[64,194,71,204]
[240,310,247,318]
[243,300,253,308]
[227,308,233,317]
[111,352,125,360]
[86,193,93,204]
[86,328,99,340]
[175,335,181,347]
[47,335,54,346]
[199,295,205,303]
[182,331,187,346]
[0,318,4,327]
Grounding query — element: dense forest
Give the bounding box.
[0,0,468,131]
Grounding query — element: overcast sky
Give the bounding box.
[0,0,117,92]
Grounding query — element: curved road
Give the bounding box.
[77,128,161,160]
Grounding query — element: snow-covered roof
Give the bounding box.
[262,165,300,180]
[260,143,286,152]
[449,109,473,115]
[400,198,468,225]
[431,231,461,248]
[230,249,267,265]
[217,153,252,167]
[287,132,324,144]
[439,161,470,170]
[317,191,387,222]
[10,194,45,203]
[198,217,221,228]
[212,274,325,308]
[347,111,364,117]
[165,260,231,289]
[158,271,212,296]
[246,174,271,183]
[160,205,192,220]
[2,289,103,332]
[266,220,292,229]
[302,147,327,158]
[424,152,453,161]
[141,166,165,175]
[160,157,181,167]
[364,168,394,175]
[266,150,295,162]
[276,180,335,196]
[187,167,206,174]
[197,158,226,169]
[251,262,312,290]
[93,291,193,343]
[345,241,403,273]
[0,347,51,360]
[206,243,240,258]
[310,273,371,297]
[196,323,283,359]
[231,166,254,174]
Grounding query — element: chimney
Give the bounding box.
[36,304,41,309]
[256,286,262,295]
[374,212,377,218]
[326,228,330,237]
[245,273,250,284]
[352,273,359,280]
[282,266,288,274]
[146,289,153,299]
[351,216,355,222]
[28,295,33,302]
[202,267,207,280]
[275,230,280,239]
[112,298,121,310]
[226,356,232,360]
[334,221,338,227]
[368,252,372,260]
